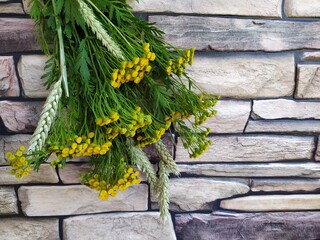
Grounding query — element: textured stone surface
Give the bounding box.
[58,164,91,184]
[0,3,24,14]
[0,218,59,240]
[220,194,320,211]
[251,178,320,192]
[253,99,320,119]
[285,0,320,17]
[316,137,320,161]
[204,100,250,133]
[0,134,31,165]
[296,64,320,98]
[150,16,320,51]
[0,101,43,133]
[0,56,19,97]
[176,135,314,162]
[18,55,49,98]
[187,53,294,98]
[0,165,58,185]
[0,187,18,215]
[153,178,249,211]
[302,52,320,61]
[245,120,320,133]
[19,184,148,216]
[0,18,38,53]
[178,163,320,178]
[64,212,176,240]
[175,211,320,240]
[59,163,146,183]
[22,0,33,14]
[130,0,282,17]
[143,133,174,161]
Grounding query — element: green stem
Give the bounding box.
[52,0,69,97]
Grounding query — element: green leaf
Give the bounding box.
[75,39,91,84]
[55,0,64,15]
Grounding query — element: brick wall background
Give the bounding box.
[1,0,320,239]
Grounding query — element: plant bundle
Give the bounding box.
[6,0,218,220]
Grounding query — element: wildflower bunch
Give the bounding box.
[6,0,219,221]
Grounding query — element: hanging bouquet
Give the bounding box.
[6,0,218,219]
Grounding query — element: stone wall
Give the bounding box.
[1,0,320,239]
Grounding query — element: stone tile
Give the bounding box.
[0,165,58,185]
[150,16,320,51]
[63,212,176,240]
[175,135,314,162]
[253,99,320,119]
[251,178,320,192]
[0,218,59,240]
[301,51,320,61]
[0,187,18,215]
[0,3,24,14]
[285,0,320,17]
[186,53,294,98]
[18,55,50,98]
[19,184,148,216]
[178,162,320,178]
[0,101,43,133]
[0,56,19,97]
[59,163,146,184]
[316,137,320,161]
[1,134,56,165]
[220,194,320,211]
[1,134,31,165]
[153,178,249,211]
[245,120,320,134]
[130,0,282,17]
[175,211,320,240]
[205,100,251,133]
[0,18,39,54]
[296,64,320,98]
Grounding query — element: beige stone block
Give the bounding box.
[0,3,24,14]
[176,135,315,162]
[296,64,320,98]
[150,16,320,51]
[0,101,43,133]
[301,52,320,61]
[285,0,320,17]
[253,99,320,119]
[251,178,320,192]
[245,120,320,134]
[178,162,320,178]
[0,56,19,97]
[63,212,176,240]
[0,165,58,185]
[19,184,148,216]
[0,187,18,215]
[186,53,294,98]
[205,100,251,133]
[0,218,59,240]
[221,194,320,211]
[153,178,249,211]
[18,55,50,98]
[129,0,282,17]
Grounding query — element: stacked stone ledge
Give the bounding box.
[1,0,320,239]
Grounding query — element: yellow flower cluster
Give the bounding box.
[135,125,168,148]
[6,146,31,178]
[165,111,192,122]
[166,48,195,75]
[95,111,119,126]
[96,106,153,140]
[49,132,113,167]
[111,43,156,88]
[87,167,141,201]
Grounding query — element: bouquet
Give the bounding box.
[6,0,218,220]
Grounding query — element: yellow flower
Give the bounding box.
[19,146,26,151]
[88,132,95,138]
[16,151,23,157]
